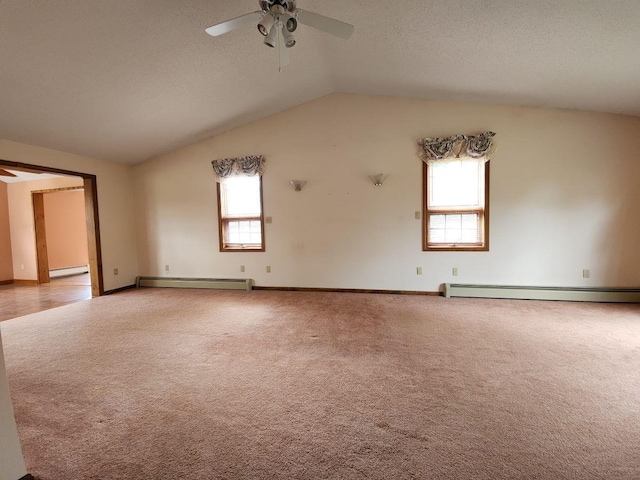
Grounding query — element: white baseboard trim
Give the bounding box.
[444,283,640,303]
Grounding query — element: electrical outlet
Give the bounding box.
[165,264,170,272]
[265,217,273,224]
[266,266,271,273]
[113,268,119,276]
[452,267,459,276]
[240,265,245,273]
[415,211,421,220]
[416,267,423,275]
[20,264,24,270]
[583,269,590,279]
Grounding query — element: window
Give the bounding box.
[217,175,265,252]
[423,158,489,251]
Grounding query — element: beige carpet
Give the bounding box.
[2,289,640,479]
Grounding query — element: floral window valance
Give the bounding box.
[418,132,495,164]
[211,155,265,182]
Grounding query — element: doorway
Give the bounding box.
[0,159,104,297]
[32,186,89,284]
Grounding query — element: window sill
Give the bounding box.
[424,245,488,252]
[221,246,265,253]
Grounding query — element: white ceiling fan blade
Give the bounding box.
[295,9,354,40]
[205,11,263,37]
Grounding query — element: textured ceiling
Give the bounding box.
[1,0,639,164]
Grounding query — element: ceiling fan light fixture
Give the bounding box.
[285,17,297,32]
[282,26,296,48]
[257,14,275,36]
[264,25,278,47]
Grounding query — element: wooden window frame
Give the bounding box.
[422,160,490,252]
[216,176,265,253]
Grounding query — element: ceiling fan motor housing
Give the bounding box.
[259,0,296,13]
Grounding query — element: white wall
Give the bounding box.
[44,190,90,270]
[0,330,27,480]
[0,140,138,291]
[0,183,13,282]
[134,93,640,291]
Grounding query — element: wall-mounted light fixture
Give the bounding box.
[369,174,387,186]
[289,180,307,191]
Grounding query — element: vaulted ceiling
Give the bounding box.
[1,1,639,164]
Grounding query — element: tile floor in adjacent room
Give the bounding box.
[0,274,92,322]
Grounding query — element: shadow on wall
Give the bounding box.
[597,190,640,286]
[593,122,640,286]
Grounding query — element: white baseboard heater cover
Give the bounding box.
[444,283,640,303]
[49,265,89,278]
[136,276,252,291]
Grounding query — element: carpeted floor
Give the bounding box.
[2,288,640,479]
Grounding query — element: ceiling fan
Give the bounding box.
[205,0,355,71]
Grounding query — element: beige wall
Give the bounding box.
[44,190,89,270]
[0,330,27,480]
[0,140,138,291]
[134,93,640,291]
[0,183,13,282]
[7,177,84,281]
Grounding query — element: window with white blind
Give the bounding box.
[423,157,489,251]
[217,175,265,252]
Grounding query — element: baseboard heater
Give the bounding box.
[136,276,252,291]
[49,265,89,278]
[444,283,640,303]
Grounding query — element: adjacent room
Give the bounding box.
[0,170,92,321]
[1,1,639,479]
